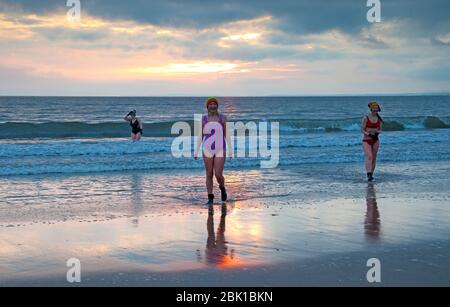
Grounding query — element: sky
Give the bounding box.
[0,0,449,96]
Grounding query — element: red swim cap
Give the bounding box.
[206,97,218,107]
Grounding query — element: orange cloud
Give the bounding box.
[129,61,245,75]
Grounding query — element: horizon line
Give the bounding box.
[1,92,450,98]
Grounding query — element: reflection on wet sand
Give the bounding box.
[200,204,238,269]
[365,182,381,240]
[130,173,144,227]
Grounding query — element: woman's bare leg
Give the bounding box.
[203,156,214,195]
[362,142,374,173]
[371,141,380,173]
[213,156,226,188]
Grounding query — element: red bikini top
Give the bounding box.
[365,116,380,129]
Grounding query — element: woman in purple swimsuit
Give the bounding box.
[194,97,231,205]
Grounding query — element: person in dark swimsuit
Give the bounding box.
[123,110,143,141]
[362,102,383,181]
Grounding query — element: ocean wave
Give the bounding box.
[279,117,449,133]
[1,129,449,159]
[280,130,450,148]
[0,120,192,139]
[2,149,449,176]
[382,121,405,131]
[1,134,449,176]
[0,139,168,158]
[0,116,449,140]
[423,116,450,129]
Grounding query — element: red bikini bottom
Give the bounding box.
[363,139,379,146]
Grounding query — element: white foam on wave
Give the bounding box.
[404,123,425,130]
[0,138,169,158]
[342,123,361,131]
[1,130,449,176]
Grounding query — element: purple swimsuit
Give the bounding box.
[202,113,227,152]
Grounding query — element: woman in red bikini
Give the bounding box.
[362,102,383,181]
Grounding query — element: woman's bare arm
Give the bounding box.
[377,120,382,133]
[361,117,369,135]
[223,115,233,158]
[194,117,203,159]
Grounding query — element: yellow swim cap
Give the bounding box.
[368,101,381,111]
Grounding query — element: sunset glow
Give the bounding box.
[0,1,448,95]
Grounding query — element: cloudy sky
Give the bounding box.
[1,0,449,96]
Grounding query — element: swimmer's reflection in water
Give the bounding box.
[130,173,144,227]
[365,182,381,240]
[196,204,236,267]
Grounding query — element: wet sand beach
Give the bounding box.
[1,160,449,286]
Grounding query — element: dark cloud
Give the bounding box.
[1,0,449,37]
[180,41,345,63]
